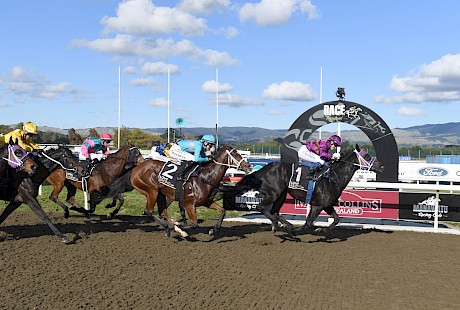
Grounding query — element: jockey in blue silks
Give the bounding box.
[168,134,216,163]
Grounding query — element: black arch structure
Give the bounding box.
[281,100,398,182]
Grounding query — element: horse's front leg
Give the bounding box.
[47,180,70,219]
[207,201,226,236]
[27,198,72,244]
[321,205,340,233]
[0,201,22,226]
[65,182,84,210]
[300,204,323,233]
[107,195,124,219]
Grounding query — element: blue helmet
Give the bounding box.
[201,134,216,144]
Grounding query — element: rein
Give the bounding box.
[212,148,246,170]
[39,150,77,172]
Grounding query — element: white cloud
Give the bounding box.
[267,109,284,115]
[375,53,460,104]
[149,97,168,107]
[397,106,424,116]
[239,0,319,26]
[123,66,137,74]
[128,77,157,87]
[262,81,316,101]
[71,35,239,67]
[142,62,179,74]
[178,0,230,14]
[202,80,233,93]
[214,93,265,107]
[5,66,79,100]
[101,0,207,36]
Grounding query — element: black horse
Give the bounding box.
[0,146,85,243]
[230,144,384,233]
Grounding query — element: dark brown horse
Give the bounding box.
[95,146,252,237]
[45,145,144,218]
[0,146,85,243]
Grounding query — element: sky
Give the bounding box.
[1,0,460,132]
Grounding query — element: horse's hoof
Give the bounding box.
[61,237,72,244]
[208,228,215,236]
[164,228,170,238]
[106,214,113,220]
[64,210,69,219]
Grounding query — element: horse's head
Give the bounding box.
[340,144,384,173]
[1,139,38,175]
[39,146,85,177]
[125,146,145,170]
[213,145,253,174]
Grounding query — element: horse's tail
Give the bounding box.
[94,170,134,203]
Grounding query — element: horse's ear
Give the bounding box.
[355,144,361,152]
[126,140,133,147]
[9,137,17,145]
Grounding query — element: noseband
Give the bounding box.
[2,145,29,169]
[353,149,376,171]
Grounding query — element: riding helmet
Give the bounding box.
[328,134,342,146]
[101,133,112,141]
[23,122,38,135]
[201,134,216,144]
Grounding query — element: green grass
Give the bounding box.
[25,185,245,221]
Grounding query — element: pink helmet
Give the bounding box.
[328,134,342,146]
[101,133,112,141]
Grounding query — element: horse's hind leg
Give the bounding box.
[65,182,84,211]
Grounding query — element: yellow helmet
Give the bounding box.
[23,122,38,134]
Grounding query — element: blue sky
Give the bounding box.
[1,0,460,131]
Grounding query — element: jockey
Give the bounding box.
[168,134,216,180]
[78,133,112,161]
[168,134,216,163]
[297,134,342,179]
[2,122,40,152]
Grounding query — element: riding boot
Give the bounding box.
[313,165,328,181]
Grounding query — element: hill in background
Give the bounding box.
[38,122,460,147]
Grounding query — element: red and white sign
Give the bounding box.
[280,189,399,220]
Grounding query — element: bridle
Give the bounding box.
[2,145,31,169]
[212,148,246,170]
[353,149,376,171]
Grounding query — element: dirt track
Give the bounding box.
[1,211,460,309]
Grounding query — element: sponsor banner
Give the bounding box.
[280,190,400,220]
[399,192,460,222]
[223,187,264,211]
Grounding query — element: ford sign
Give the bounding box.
[417,167,448,177]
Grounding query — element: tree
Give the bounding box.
[68,128,83,144]
[112,127,164,148]
[89,128,99,138]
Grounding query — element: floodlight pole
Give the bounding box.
[117,66,121,149]
[216,66,219,147]
[167,68,170,143]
